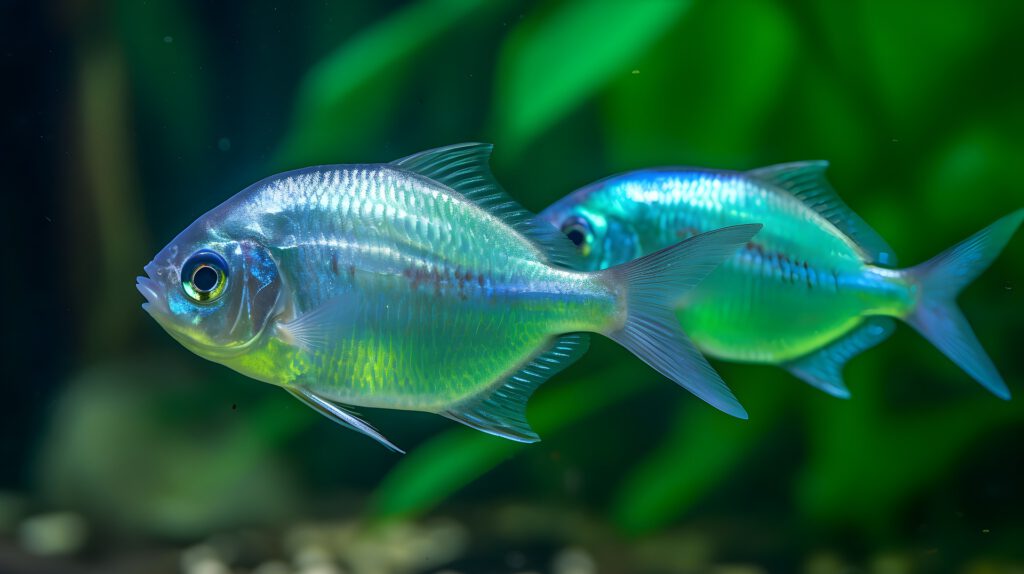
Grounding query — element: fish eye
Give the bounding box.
[182,250,229,302]
[560,218,593,257]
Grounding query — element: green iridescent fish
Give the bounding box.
[137,144,762,451]
[537,162,1023,399]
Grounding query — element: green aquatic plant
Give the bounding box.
[37,0,1024,548]
[370,363,645,519]
[493,0,690,156]
[275,0,491,167]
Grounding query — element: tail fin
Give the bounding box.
[903,209,1024,399]
[602,224,763,418]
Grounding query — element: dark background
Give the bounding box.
[3,1,1023,572]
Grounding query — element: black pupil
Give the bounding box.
[192,266,219,292]
[566,228,586,247]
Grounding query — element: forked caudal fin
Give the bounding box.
[903,209,1024,399]
[602,224,763,418]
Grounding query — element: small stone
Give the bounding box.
[181,544,219,570]
[294,544,335,569]
[18,512,87,557]
[187,557,231,574]
[552,547,596,574]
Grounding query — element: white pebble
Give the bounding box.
[552,547,596,574]
[187,557,231,574]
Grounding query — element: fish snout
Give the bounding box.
[136,262,168,313]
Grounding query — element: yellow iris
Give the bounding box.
[183,262,227,302]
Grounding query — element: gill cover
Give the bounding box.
[156,240,281,354]
[560,209,640,271]
[220,241,282,346]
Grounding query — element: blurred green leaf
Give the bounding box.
[494,0,689,156]
[369,365,647,519]
[275,0,488,167]
[922,125,1024,229]
[74,22,150,356]
[38,357,302,537]
[796,352,1023,532]
[611,373,788,534]
[114,0,212,162]
[603,0,797,167]
[859,0,989,125]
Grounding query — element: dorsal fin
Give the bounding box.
[391,143,583,269]
[515,218,586,270]
[748,161,898,266]
[440,333,590,442]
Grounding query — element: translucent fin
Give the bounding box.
[276,296,353,353]
[391,143,582,269]
[441,333,590,442]
[748,161,898,266]
[516,218,586,270]
[286,387,404,454]
[784,317,896,398]
[603,225,763,418]
[390,143,530,226]
[903,209,1024,399]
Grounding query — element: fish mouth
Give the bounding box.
[136,262,167,314]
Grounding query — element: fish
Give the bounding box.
[136,143,762,452]
[537,162,1023,399]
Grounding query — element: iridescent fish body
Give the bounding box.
[538,163,1023,399]
[137,144,761,451]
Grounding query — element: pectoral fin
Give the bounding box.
[276,295,355,353]
[783,317,896,398]
[286,386,404,454]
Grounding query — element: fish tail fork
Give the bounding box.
[599,224,763,418]
[903,208,1024,399]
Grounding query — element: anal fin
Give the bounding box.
[441,333,590,442]
[784,317,896,398]
[286,386,404,454]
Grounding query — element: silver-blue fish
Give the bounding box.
[137,144,762,451]
[538,163,1022,398]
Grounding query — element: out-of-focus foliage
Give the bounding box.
[275,0,490,167]
[8,0,1024,570]
[37,356,303,537]
[370,363,643,519]
[494,0,689,155]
